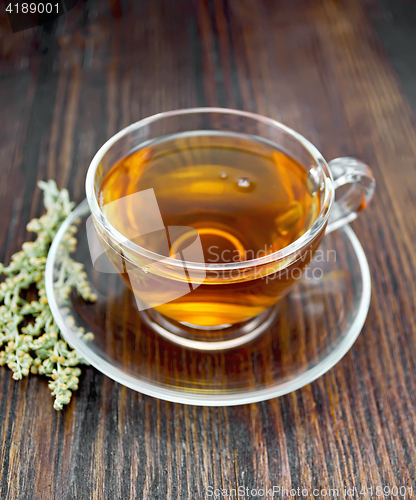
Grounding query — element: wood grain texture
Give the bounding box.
[1,0,416,498]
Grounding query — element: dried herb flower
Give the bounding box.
[0,180,96,410]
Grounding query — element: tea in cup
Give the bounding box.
[86,108,375,349]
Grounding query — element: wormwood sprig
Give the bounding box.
[0,180,96,410]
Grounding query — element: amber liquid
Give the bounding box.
[98,132,322,327]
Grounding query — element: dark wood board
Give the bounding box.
[0,0,416,498]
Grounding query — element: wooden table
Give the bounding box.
[1,0,415,498]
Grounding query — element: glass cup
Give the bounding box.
[86,108,375,349]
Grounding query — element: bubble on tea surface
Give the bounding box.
[220,172,227,179]
[274,201,303,236]
[142,266,150,274]
[235,177,255,192]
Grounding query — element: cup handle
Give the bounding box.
[325,157,376,234]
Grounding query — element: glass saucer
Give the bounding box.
[45,200,371,406]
